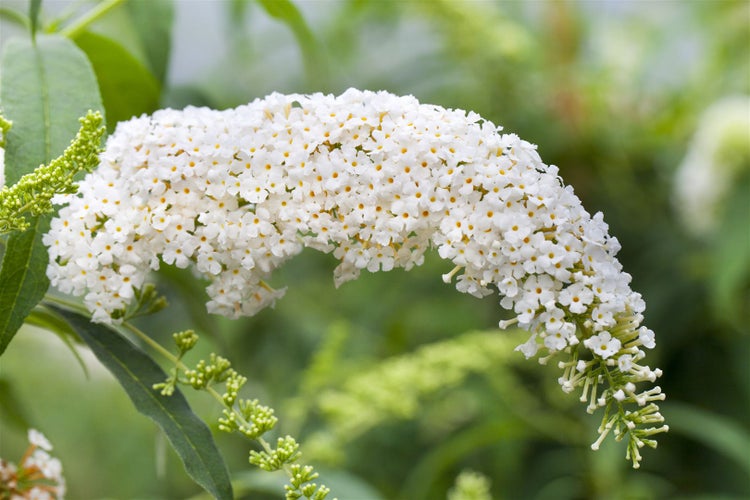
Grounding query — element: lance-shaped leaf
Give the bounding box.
[47,304,233,500]
[74,31,160,129]
[0,35,102,355]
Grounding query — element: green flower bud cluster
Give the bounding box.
[153,329,198,396]
[0,114,11,147]
[447,470,493,500]
[249,439,331,500]
[184,353,232,390]
[218,398,276,438]
[0,111,104,234]
[154,331,333,500]
[285,464,331,500]
[249,435,301,471]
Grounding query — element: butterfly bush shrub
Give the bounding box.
[44,89,667,466]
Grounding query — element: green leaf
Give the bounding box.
[664,401,750,476]
[0,377,32,430]
[74,31,160,131]
[1,35,103,185]
[0,216,50,355]
[0,7,30,30]
[29,0,41,38]
[47,305,234,500]
[125,0,174,83]
[256,0,328,87]
[27,305,89,378]
[711,170,750,330]
[0,34,102,356]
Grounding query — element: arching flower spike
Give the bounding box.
[44,89,667,466]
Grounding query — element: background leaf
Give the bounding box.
[28,0,41,38]
[0,377,32,430]
[256,0,327,87]
[47,304,234,500]
[0,35,102,355]
[0,7,30,30]
[664,401,750,477]
[74,31,160,130]
[125,0,174,84]
[711,171,750,330]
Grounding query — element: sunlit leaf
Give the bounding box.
[0,35,102,356]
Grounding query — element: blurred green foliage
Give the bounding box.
[1,0,748,498]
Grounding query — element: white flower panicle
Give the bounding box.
[44,89,666,465]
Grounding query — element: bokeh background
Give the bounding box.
[1,1,748,498]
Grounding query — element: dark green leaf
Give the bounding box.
[125,0,174,83]
[74,31,160,131]
[27,305,89,377]
[29,0,41,38]
[48,305,233,500]
[0,34,102,355]
[664,401,750,476]
[711,171,750,329]
[0,378,32,429]
[0,216,50,355]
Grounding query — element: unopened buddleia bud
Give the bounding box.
[0,110,103,234]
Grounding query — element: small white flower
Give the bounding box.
[638,326,656,349]
[515,333,539,359]
[583,331,622,359]
[558,282,594,315]
[27,429,52,451]
[617,353,634,372]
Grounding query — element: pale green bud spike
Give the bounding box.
[0,110,104,234]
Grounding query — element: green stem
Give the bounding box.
[59,0,125,38]
[121,320,182,366]
[43,293,89,315]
